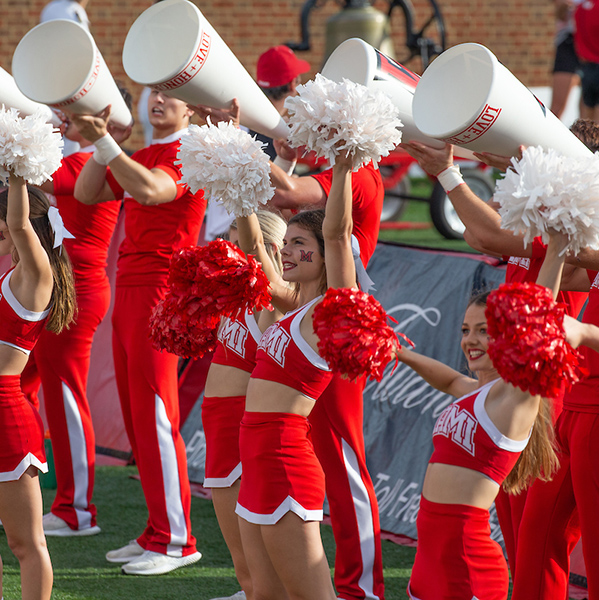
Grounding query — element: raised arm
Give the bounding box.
[5,174,53,311]
[236,212,297,313]
[564,315,599,352]
[74,155,117,205]
[70,107,118,204]
[268,164,327,210]
[564,246,599,270]
[395,347,479,398]
[72,107,178,206]
[401,141,533,259]
[536,230,570,298]
[322,156,357,290]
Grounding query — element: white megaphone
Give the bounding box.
[0,65,61,126]
[122,0,289,140]
[321,38,476,160]
[413,43,591,158]
[12,20,133,128]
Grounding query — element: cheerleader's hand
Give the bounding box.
[473,145,525,173]
[332,146,354,170]
[8,170,25,186]
[69,105,110,143]
[108,121,133,145]
[56,111,69,136]
[188,98,240,128]
[546,227,571,256]
[273,138,297,162]
[400,141,453,177]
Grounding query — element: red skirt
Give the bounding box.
[408,497,509,600]
[236,411,325,524]
[201,394,245,488]
[0,375,47,482]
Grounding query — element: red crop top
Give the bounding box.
[252,297,332,401]
[0,269,50,355]
[211,311,262,373]
[429,379,530,485]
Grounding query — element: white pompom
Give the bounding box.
[0,106,63,185]
[284,73,403,172]
[495,145,599,255]
[177,120,274,217]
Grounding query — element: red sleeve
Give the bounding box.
[153,162,189,201]
[148,143,188,199]
[310,168,332,196]
[149,142,184,186]
[105,142,187,201]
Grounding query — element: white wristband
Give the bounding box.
[92,133,122,165]
[273,155,297,176]
[436,164,464,193]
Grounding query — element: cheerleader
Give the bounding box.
[72,91,205,574]
[399,231,577,600]
[21,104,131,537]
[511,266,599,599]
[181,79,399,598]
[0,174,76,600]
[203,210,290,600]
[233,151,358,600]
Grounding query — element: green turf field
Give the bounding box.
[0,466,416,599]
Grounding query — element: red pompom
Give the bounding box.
[312,288,413,382]
[149,239,272,357]
[169,240,272,317]
[149,294,220,358]
[485,282,581,399]
[167,246,203,292]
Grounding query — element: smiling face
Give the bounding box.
[280,223,325,285]
[460,302,493,374]
[147,90,194,136]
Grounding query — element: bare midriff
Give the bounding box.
[245,377,316,417]
[422,463,501,510]
[204,363,252,398]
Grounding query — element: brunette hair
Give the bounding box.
[570,118,599,152]
[467,292,559,494]
[0,186,76,333]
[287,209,327,294]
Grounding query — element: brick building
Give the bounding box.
[0,0,555,151]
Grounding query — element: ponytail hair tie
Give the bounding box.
[351,235,375,294]
[47,206,75,249]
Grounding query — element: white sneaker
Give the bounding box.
[105,540,145,563]
[121,550,202,575]
[43,513,101,537]
[210,592,246,600]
